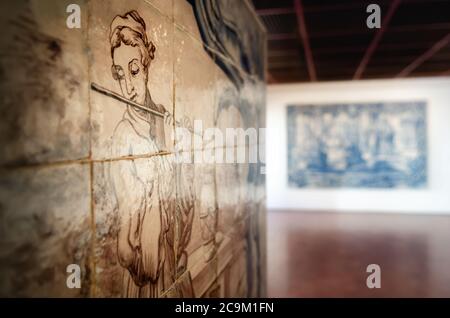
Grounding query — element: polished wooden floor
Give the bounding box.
[267,210,450,297]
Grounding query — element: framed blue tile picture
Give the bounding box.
[287,102,427,188]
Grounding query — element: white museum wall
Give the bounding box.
[266,77,450,214]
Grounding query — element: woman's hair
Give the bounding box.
[110,10,156,69]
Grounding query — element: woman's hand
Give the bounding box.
[164,111,193,132]
[181,116,193,132]
[164,111,174,126]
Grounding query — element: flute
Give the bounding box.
[90,82,194,133]
[91,82,165,118]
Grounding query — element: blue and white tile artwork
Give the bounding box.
[287,102,427,188]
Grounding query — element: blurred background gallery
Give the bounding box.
[256,0,450,297]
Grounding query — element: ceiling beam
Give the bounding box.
[353,0,401,80]
[304,1,390,13]
[256,0,442,17]
[400,70,450,77]
[255,7,294,16]
[396,33,450,77]
[312,41,446,54]
[268,49,299,57]
[256,2,392,15]
[269,61,303,69]
[288,56,449,66]
[267,23,450,39]
[294,0,317,81]
[268,33,297,41]
[390,22,450,33]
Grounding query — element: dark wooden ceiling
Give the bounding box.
[251,0,450,83]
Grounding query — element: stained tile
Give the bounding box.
[0,164,91,297]
[0,0,89,166]
[89,0,174,160]
[93,154,177,297]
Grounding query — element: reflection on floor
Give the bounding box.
[267,210,450,297]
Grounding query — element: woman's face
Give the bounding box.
[112,45,148,106]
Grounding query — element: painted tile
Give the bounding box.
[144,0,174,20]
[216,214,250,295]
[207,0,266,80]
[174,28,217,152]
[175,1,266,77]
[188,256,217,297]
[174,157,218,297]
[217,239,249,298]
[0,164,91,297]
[247,204,266,297]
[162,270,194,297]
[226,246,249,298]
[0,0,89,166]
[93,154,177,297]
[91,161,121,297]
[215,160,251,238]
[215,63,264,149]
[174,0,203,43]
[256,201,267,297]
[215,64,245,131]
[89,0,174,160]
[189,0,266,150]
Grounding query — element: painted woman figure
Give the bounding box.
[108,10,192,297]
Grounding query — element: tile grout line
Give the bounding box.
[88,160,96,297]
[0,151,176,170]
[0,143,259,171]
[86,1,96,298]
[170,0,180,298]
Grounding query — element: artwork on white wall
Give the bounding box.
[287,102,427,188]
